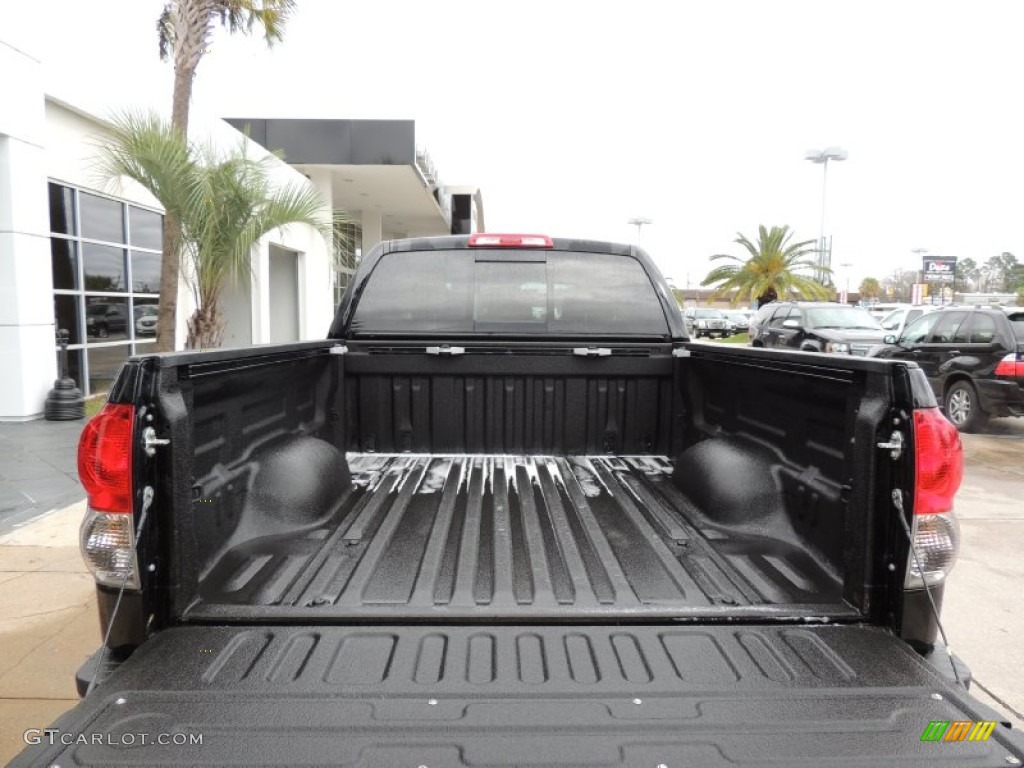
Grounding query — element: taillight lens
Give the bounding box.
[80,508,140,589]
[994,352,1024,378]
[78,403,134,514]
[905,407,964,589]
[905,511,960,588]
[913,407,963,516]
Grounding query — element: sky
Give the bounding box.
[7,0,1024,290]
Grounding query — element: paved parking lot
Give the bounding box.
[0,420,83,536]
[943,417,1024,725]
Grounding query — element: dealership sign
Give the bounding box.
[922,256,957,284]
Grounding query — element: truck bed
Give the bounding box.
[192,454,850,620]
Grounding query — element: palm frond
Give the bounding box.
[708,252,745,264]
[92,109,194,224]
[215,0,296,45]
[157,4,174,60]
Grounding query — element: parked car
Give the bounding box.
[749,301,778,340]
[134,305,158,336]
[879,305,939,339]
[85,302,128,339]
[721,309,753,335]
[870,305,1024,431]
[866,302,910,320]
[749,301,886,355]
[683,307,730,337]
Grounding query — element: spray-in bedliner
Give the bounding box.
[190,454,850,620]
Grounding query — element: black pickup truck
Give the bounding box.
[15,235,1024,766]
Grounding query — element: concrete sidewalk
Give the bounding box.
[0,500,98,765]
[0,416,92,764]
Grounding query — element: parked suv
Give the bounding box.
[870,306,1024,431]
[749,301,778,340]
[749,302,885,355]
[682,307,730,338]
[85,302,129,339]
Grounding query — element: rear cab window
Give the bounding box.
[350,249,671,337]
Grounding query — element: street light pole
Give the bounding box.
[804,147,848,284]
[839,261,853,304]
[627,217,652,246]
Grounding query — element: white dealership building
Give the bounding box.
[0,36,484,420]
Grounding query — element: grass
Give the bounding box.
[711,332,749,345]
[84,394,107,419]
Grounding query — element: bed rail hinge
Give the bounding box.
[573,347,612,357]
[672,348,691,358]
[426,345,465,356]
[877,430,904,460]
[142,426,170,457]
[329,345,348,355]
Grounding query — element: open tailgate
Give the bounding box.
[13,624,1024,767]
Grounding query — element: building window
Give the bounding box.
[333,220,361,308]
[48,182,163,397]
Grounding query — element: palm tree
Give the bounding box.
[702,225,831,306]
[153,0,297,351]
[96,111,338,349]
[859,277,881,300]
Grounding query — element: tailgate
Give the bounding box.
[13,625,1024,767]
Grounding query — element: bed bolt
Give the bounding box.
[931,693,943,700]
[1005,757,1020,765]
[887,563,896,571]
[147,564,156,572]
[633,698,643,705]
[658,764,668,768]
[428,699,438,706]
[116,697,127,705]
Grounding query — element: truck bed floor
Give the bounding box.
[192,455,849,620]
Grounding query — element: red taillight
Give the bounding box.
[994,352,1024,378]
[77,403,135,514]
[913,407,964,515]
[467,233,553,248]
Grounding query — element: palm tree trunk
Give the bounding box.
[186,300,225,350]
[155,214,182,353]
[154,65,194,352]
